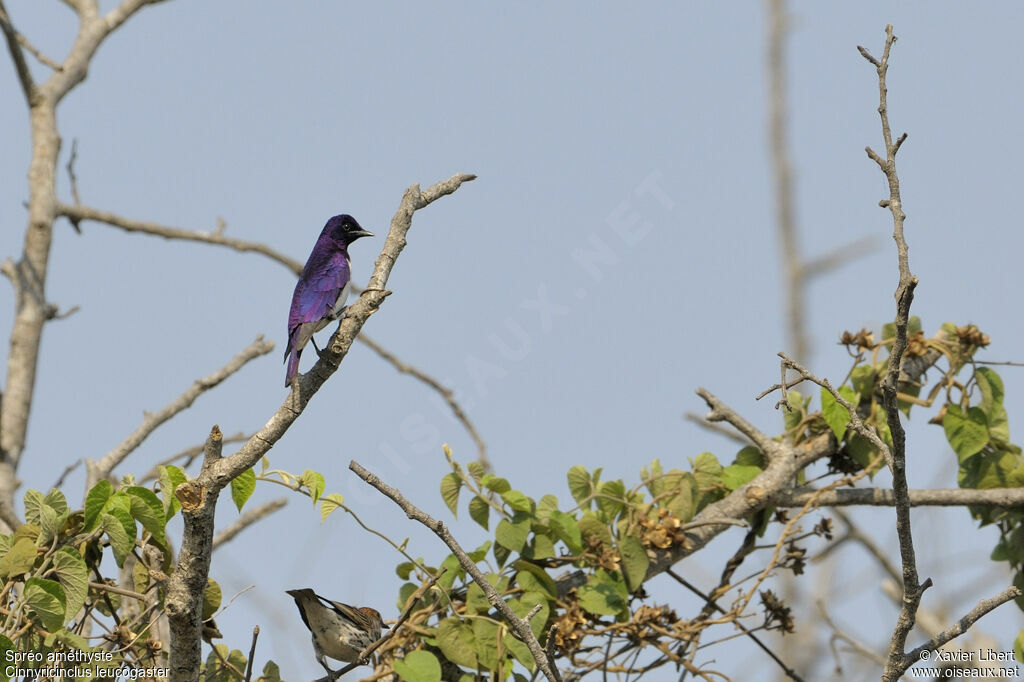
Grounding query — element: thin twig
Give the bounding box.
[244,626,259,682]
[667,567,804,682]
[360,332,489,471]
[816,600,886,669]
[56,202,304,273]
[88,581,147,602]
[52,458,82,489]
[86,336,274,488]
[212,499,288,550]
[860,27,926,681]
[777,352,892,468]
[697,388,785,459]
[350,460,561,682]
[682,412,750,446]
[901,586,1021,671]
[0,0,37,103]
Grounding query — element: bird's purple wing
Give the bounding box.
[284,250,352,385]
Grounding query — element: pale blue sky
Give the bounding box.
[2,2,1023,680]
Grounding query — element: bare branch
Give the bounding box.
[85,336,273,488]
[56,202,303,273]
[66,139,82,214]
[800,234,880,280]
[244,627,259,682]
[859,27,927,680]
[766,0,806,362]
[212,498,287,550]
[777,352,893,468]
[900,587,1021,675]
[817,600,886,670]
[683,411,750,446]
[778,486,1024,508]
[697,387,786,459]
[0,0,38,103]
[350,459,561,682]
[360,332,489,470]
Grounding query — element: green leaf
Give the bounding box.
[393,650,441,682]
[320,493,345,522]
[468,495,490,530]
[23,489,45,526]
[549,510,582,554]
[537,494,559,514]
[578,569,628,616]
[126,486,166,543]
[503,631,535,670]
[976,367,1009,443]
[481,475,510,494]
[595,480,626,518]
[158,465,187,519]
[257,661,282,682]
[783,391,806,430]
[722,465,762,491]
[0,537,38,578]
[84,480,114,531]
[512,560,558,599]
[509,591,549,638]
[821,386,857,441]
[617,532,649,592]
[202,578,222,620]
[436,617,477,668]
[24,577,66,632]
[691,452,723,485]
[301,469,326,504]
[465,581,490,615]
[733,446,765,468]
[43,489,68,516]
[467,460,485,484]
[493,542,511,568]
[577,511,612,547]
[850,364,876,402]
[567,465,592,506]
[101,511,135,568]
[495,518,530,553]
[440,473,461,516]
[527,533,556,560]
[472,619,501,671]
[468,540,492,563]
[52,547,88,624]
[1014,630,1023,664]
[944,405,990,462]
[501,489,533,514]
[231,467,256,512]
[648,469,696,522]
[37,503,61,545]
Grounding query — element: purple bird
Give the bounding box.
[285,214,374,386]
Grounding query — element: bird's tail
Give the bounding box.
[285,348,302,387]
